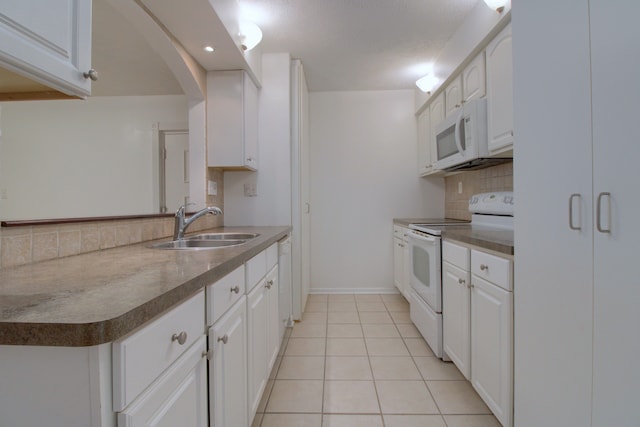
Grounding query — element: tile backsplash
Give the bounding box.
[445,161,513,220]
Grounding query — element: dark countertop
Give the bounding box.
[393,218,514,256]
[0,226,291,347]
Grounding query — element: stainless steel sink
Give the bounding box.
[149,232,259,250]
[186,232,260,241]
[149,239,246,250]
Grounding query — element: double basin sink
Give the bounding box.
[150,232,260,250]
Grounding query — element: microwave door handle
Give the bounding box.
[454,111,464,155]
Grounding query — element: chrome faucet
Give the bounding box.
[173,204,222,240]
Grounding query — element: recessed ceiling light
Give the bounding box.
[203,46,215,53]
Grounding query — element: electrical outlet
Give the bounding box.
[244,183,257,197]
[207,180,217,196]
[458,181,463,194]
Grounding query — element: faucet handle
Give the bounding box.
[176,202,195,215]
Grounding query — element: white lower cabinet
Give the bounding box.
[247,276,269,420]
[117,335,208,427]
[442,241,513,427]
[209,297,247,427]
[392,225,411,299]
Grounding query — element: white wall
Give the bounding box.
[310,90,444,293]
[223,53,292,226]
[0,95,187,220]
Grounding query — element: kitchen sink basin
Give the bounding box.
[149,232,259,250]
[186,232,260,241]
[149,239,247,250]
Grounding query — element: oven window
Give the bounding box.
[412,245,431,289]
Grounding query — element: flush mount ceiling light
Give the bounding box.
[483,0,507,13]
[239,22,263,51]
[416,74,439,93]
[203,46,215,53]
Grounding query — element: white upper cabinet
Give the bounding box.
[207,70,259,171]
[429,93,445,168]
[0,0,93,98]
[486,23,513,154]
[462,51,486,103]
[445,75,463,117]
[417,108,431,175]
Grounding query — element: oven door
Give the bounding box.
[407,230,442,313]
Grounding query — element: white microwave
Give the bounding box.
[433,98,503,171]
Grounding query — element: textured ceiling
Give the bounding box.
[240,0,479,91]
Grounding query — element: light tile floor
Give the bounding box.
[252,293,501,427]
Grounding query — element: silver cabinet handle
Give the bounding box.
[597,192,611,233]
[266,280,274,289]
[217,335,228,344]
[569,193,582,231]
[230,285,240,294]
[202,349,213,360]
[458,278,466,285]
[480,264,488,271]
[172,331,187,345]
[83,69,98,81]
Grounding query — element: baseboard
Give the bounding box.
[309,287,399,295]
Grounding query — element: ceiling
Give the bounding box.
[92,0,481,95]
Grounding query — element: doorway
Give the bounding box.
[159,128,189,213]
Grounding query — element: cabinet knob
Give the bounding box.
[217,335,229,344]
[480,264,489,271]
[202,349,213,360]
[83,69,98,81]
[171,331,188,345]
[230,285,240,294]
[458,278,466,285]
[265,280,274,289]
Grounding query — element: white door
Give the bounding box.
[417,109,431,175]
[429,93,445,165]
[393,237,404,294]
[590,1,640,423]
[462,52,486,103]
[162,131,189,213]
[209,298,247,427]
[291,59,311,320]
[445,76,463,117]
[442,261,471,379]
[471,276,512,427]
[513,2,595,425]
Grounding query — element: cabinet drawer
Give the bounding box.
[113,290,205,411]
[207,266,245,326]
[266,243,278,271]
[246,250,267,292]
[443,241,470,270]
[471,250,512,291]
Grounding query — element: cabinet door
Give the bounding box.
[417,109,431,175]
[590,2,640,424]
[486,23,513,154]
[463,52,486,102]
[206,70,258,170]
[266,266,280,372]
[118,336,208,427]
[445,76,463,117]
[0,0,92,97]
[471,276,512,427]
[442,262,471,379]
[401,236,411,300]
[429,93,445,166]
[393,237,404,294]
[209,297,247,427]
[247,279,268,421]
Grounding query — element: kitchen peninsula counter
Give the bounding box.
[0,226,291,346]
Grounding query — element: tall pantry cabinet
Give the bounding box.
[513,1,640,426]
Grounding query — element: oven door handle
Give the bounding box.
[408,230,438,244]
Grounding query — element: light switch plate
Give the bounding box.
[207,180,217,196]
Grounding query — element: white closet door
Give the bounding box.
[590,1,640,424]
[512,1,594,425]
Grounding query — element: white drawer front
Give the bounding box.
[266,243,278,271]
[443,241,470,270]
[471,250,512,291]
[207,266,245,326]
[246,250,267,292]
[113,290,205,411]
[393,225,402,238]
